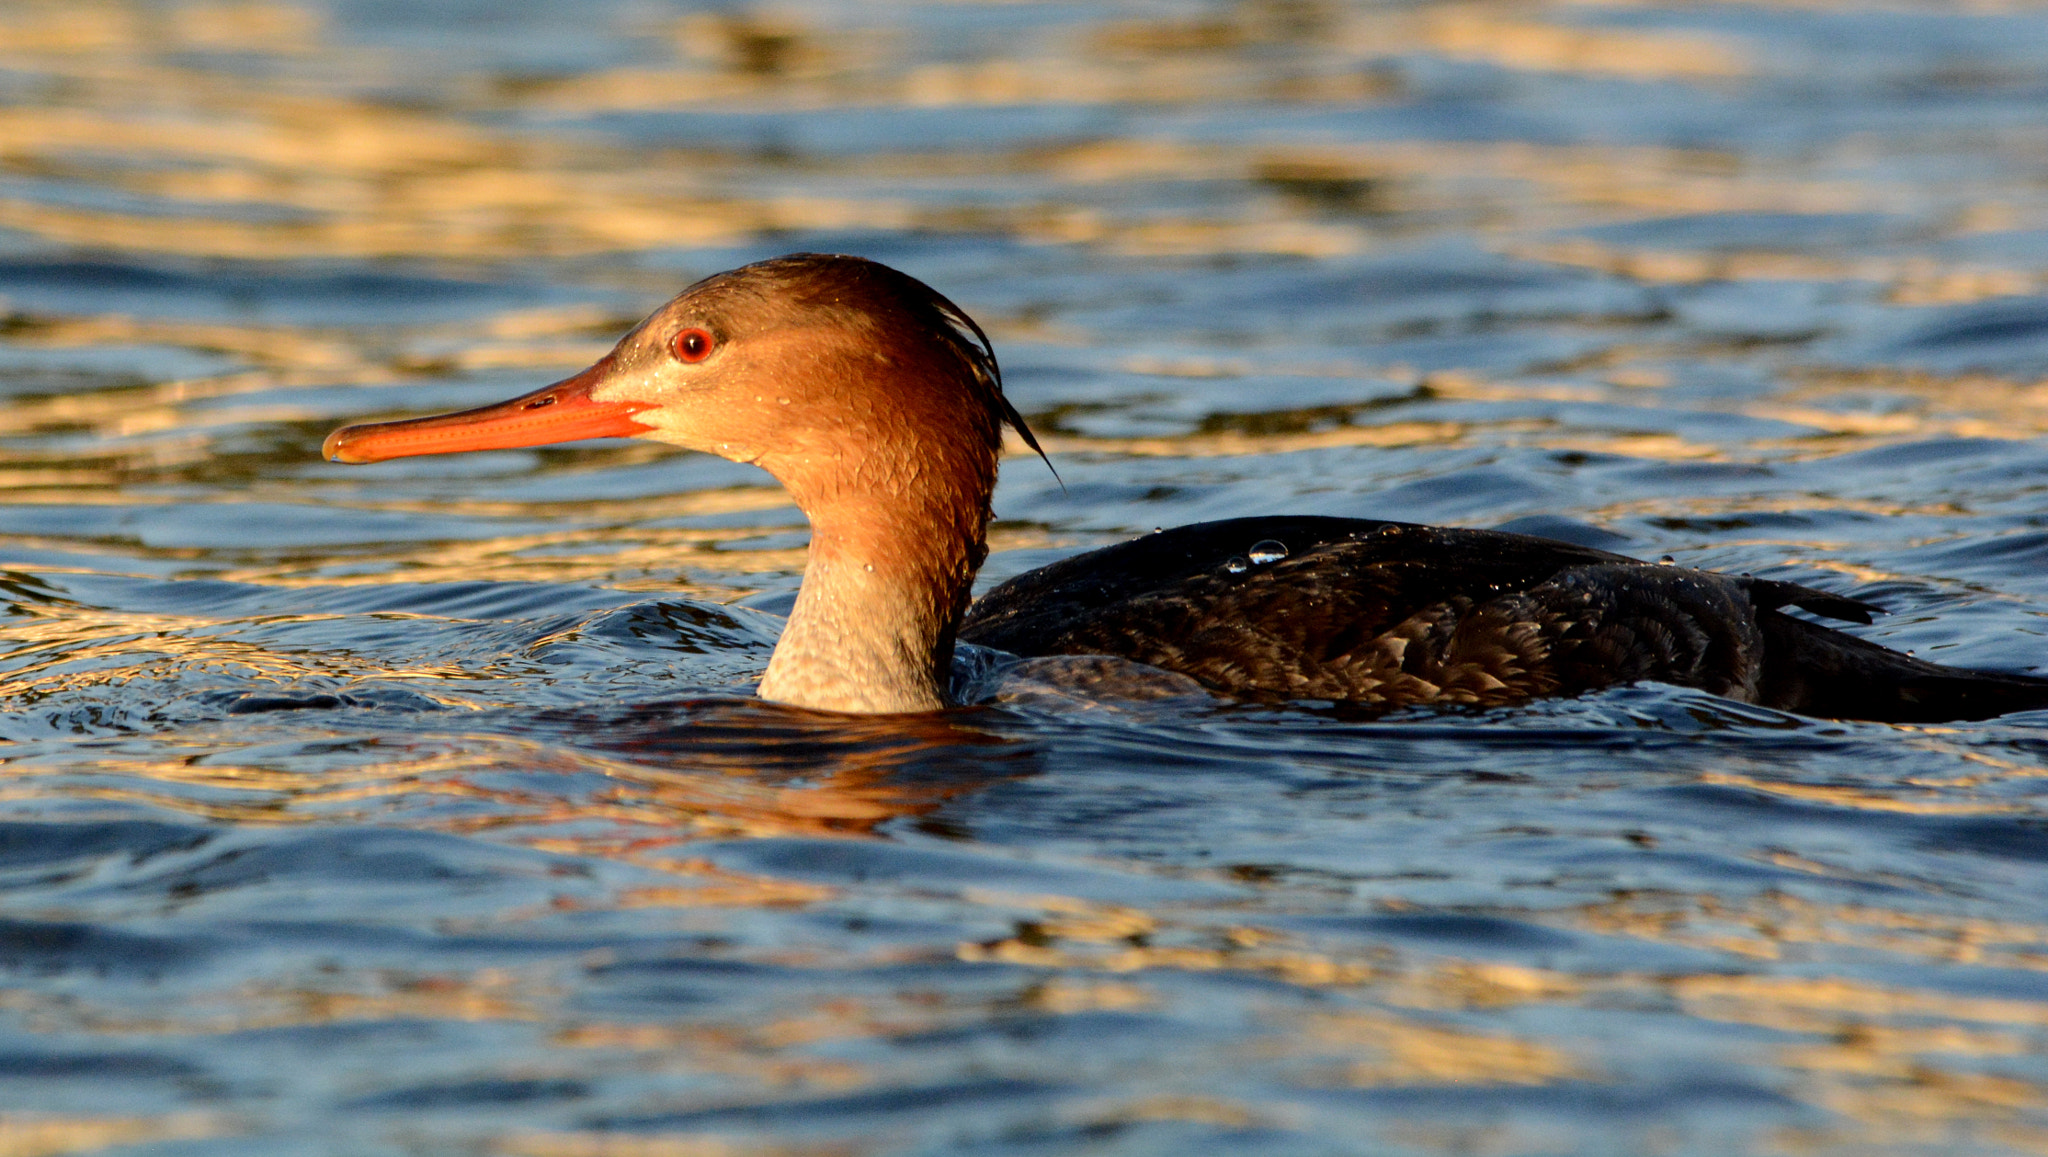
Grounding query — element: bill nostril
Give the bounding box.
[524,396,557,410]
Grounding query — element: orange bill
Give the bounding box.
[322,358,652,464]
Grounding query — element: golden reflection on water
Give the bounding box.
[4,0,2048,1151]
[0,0,2028,269]
[493,1133,854,1157]
[0,1112,223,1157]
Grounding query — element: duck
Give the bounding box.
[322,253,2048,723]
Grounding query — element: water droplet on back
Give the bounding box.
[1247,540,1288,565]
[1223,556,1251,575]
[1658,555,1675,565]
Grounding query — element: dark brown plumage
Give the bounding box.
[962,515,2048,722]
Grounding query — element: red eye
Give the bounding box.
[670,327,715,363]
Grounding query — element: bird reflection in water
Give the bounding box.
[481,696,1035,845]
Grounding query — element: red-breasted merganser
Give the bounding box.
[323,254,2048,722]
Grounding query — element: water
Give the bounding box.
[5,1,2048,1153]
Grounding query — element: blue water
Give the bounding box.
[6,2,2048,1154]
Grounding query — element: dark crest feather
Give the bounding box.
[919,277,1062,488]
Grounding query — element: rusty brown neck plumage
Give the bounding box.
[757,480,987,713]
[744,339,1003,714]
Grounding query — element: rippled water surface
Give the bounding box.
[9,1,2048,1153]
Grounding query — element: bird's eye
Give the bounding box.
[670,327,715,364]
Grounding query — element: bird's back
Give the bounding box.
[960,516,2048,722]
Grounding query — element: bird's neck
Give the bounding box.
[756,470,990,714]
